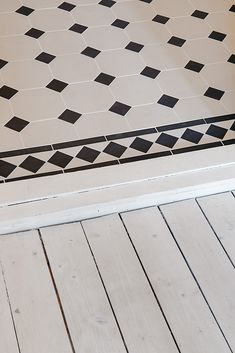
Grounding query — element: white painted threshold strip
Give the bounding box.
[0,145,234,235]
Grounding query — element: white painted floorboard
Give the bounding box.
[0,191,234,353]
[121,207,231,353]
[197,192,235,266]
[41,222,126,353]
[160,199,235,352]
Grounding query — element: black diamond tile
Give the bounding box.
[16,6,34,16]
[141,66,160,79]
[0,160,16,178]
[58,109,81,124]
[35,52,56,64]
[185,60,204,73]
[0,85,18,99]
[209,31,226,42]
[95,72,115,85]
[181,128,203,144]
[168,36,186,47]
[228,54,235,64]
[229,5,235,12]
[112,19,129,29]
[152,14,170,24]
[46,79,68,92]
[99,0,116,7]
[109,101,131,116]
[25,28,44,39]
[157,94,179,108]
[58,2,76,11]
[191,10,208,19]
[104,142,127,158]
[76,147,100,163]
[204,87,225,100]
[20,156,45,173]
[230,121,235,131]
[206,124,227,139]
[156,133,178,148]
[81,46,101,58]
[0,59,8,69]
[125,41,144,53]
[69,23,88,34]
[140,0,153,3]
[5,117,29,132]
[130,137,153,153]
[48,151,73,168]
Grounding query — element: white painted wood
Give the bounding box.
[0,144,234,208]
[160,199,235,351]
[121,207,231,353]
[0,268,19,353]
[0,231,73,353]
[41,222,126,353]
[197,192,235,265]
[82,214,178,353]
[1,163,235,235]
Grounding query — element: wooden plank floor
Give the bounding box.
[0,191,234,353]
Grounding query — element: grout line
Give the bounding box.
[158,206,234,353]
[80,221,129,353]
[38,229,76,353]
[0,262,22,353]
[195,198,235,269]
[119,213,182,353]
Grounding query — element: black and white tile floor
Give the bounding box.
[0,0,234,182]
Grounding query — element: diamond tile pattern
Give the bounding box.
[0,0,234,182]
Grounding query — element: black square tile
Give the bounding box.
[185,60,204,72]
[209,31,226,42]
[16,6,34,16]
[0,160,16,178]
[25,28,45,39]
[229,5,235,12]
[99,0,116,7]
[69,23,88,34]
[109,101,131,116]
[104,142,127,158]
[206,124,227,139]
[20,156,45,173]
[156,133,178,148]
[76,147,100,163]
[152,14,170,24]
[230,121,235,131]
[140,0,153,3]
[81,46,101,58]
[157,94,179,108]
[35,52,56,64]
[5,117,29,132]
[48,151,73,168]
[112,19,129,29]
[95,72,115,85]
[58,109,81,124]
[191,10,208,19]
[168,36,186,47]
[181,128,203,144]
[0,85,18,99]
[125,41,144,53]
[141,66,160,79]
[46,79,68,92]
[204,87,225,100]
[0,59,8,69]
[130,137,153,153]
[228,54,235,64]
[58,2,76,11]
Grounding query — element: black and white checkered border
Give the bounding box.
[0,113,234,183]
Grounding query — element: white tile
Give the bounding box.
[72,4,115,26]
[0,12,30,36]
[201,63,235,91]
[126,21,170,46]
[151,0,194,17]
[190,0,234,12]
[1,60,52,90]
[112,1,155,22]
[167,16,211,40]
[0,35,41,61]
[30,8,73,32]
[0,0,21,13]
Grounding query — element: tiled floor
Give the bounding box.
[0,0,234,182]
